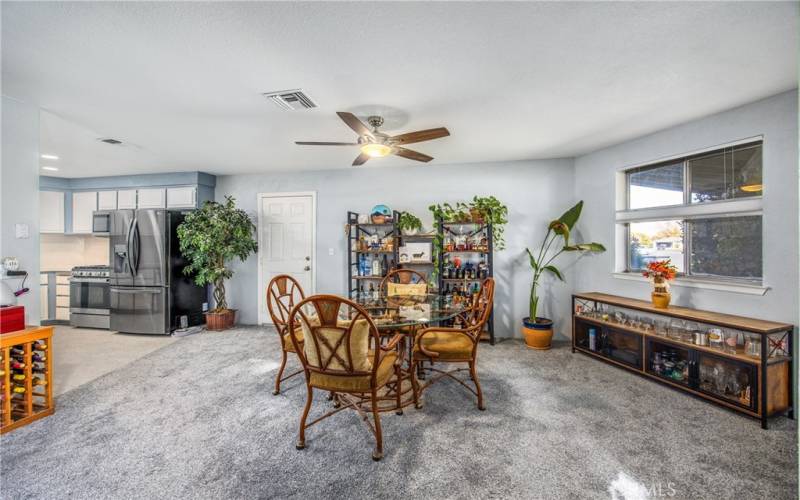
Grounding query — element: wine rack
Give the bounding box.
[1,325,54,433]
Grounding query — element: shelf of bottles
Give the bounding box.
[347,211,400,299]
[1,326,54,434]
[436,217,495,344]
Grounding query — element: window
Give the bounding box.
[619,140,763,284]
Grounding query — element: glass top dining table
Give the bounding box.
[350,293,466,330]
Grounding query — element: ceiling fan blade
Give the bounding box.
[337,112,374,139]
[352,152,370,166]
[393,147,433,163]
[391,127,450,145]
[295,141,359,146]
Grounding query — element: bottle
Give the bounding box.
[12,373,25,381]
[33,341,47,350]
[32,376,46,387]
[32,353,45,363]
[10,361,24,370]
[382,255,389,274]
[358,254,365,276]
[371,257,381,276]
[33,366,46,374]
[12,386,25,394]
[368,283,376,299]
[589,328,597,351]
[10,347,24,356]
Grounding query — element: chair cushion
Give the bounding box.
[414,330,474,360]
[309,351,397,392]
[387,282,427,296]
[282,327,304,352]
[302,318,371,372]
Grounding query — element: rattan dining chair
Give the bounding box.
[380,268,428,297]
[266,274,306,395]
[411,277,495,410]
[288,294,403,461]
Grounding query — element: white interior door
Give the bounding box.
[258,193,315,324]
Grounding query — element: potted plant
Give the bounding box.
[468,196,509,250]
[397,211,423,235]
[524,200,605,349]
[641,259,677,308]
[177,196,258,331]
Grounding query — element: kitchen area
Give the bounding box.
[34,172,215,394]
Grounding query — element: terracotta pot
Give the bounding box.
[470,209,484,223]
[522,317,554,350]
[651,292,671,309]
[206,309,236,331]
[371,214,386,224]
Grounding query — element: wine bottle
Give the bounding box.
[368,283,376,299]
[12,386,25,394]
[33,341,47,350]
[382,254,389,274]
[32,353,45,363]
[371,257,381,276]
[10,361,24,370]
[12,373,25,381]
[32,376,46,387]
[10,348,24,356]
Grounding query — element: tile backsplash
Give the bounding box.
[40,234,109,271]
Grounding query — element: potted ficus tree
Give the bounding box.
[523,200,605,349]
[177,196,258,331]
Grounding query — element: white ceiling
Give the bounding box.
[2,2,797,177]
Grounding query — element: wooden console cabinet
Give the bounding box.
[572,293,793,429]
[1,325,54,433]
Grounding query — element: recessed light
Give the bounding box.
[41,166,59,172]
[41,154,59,160]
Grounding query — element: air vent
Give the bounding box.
[98,138,123,145]
[262,89,317,110]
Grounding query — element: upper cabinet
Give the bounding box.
[72,191,97,234]
[40,191,65,233]
[117,190,137,209]
[97,190,118,210]
[166,187,196,208]
[137,188,166,209]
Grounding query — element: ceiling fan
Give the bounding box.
[295,112,450,166]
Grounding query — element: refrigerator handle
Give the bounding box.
[125,216,135,277]
[132,217,141,276]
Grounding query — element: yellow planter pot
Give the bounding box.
[522,317,553,350]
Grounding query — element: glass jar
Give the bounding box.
[708,328,724,350]
[744,336,761,358]
[724,330,739,354]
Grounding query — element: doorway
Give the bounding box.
[257,192,316,324]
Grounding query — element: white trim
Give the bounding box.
[256,191,317,325]
[616,197,763,223]
[612,272,768,296]
[614,135,764,172]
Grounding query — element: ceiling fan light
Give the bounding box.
[360,143,392,158]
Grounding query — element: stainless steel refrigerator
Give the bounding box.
[109,209,207,334]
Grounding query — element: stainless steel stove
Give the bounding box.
[70,265,110,329]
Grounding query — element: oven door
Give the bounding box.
[70,278,111,313]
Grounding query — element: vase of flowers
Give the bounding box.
[642,259,677,309]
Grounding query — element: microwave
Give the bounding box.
[92,211,111,235]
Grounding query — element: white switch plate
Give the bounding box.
[328,247,334,256]
[15,224,29,239]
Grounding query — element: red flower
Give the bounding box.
[642,259,678,281]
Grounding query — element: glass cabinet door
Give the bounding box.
[696,352,757,411]
[600,328,642,368]
[645,340,692,387]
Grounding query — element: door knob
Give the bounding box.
[304,266,311,271]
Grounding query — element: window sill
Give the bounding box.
[612,273,769,296]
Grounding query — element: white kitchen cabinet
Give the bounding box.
[117,189,137,209]
[97,190,118,210]
[166,187,196,208]
[39,191,65,233]
[137,188,166,209]
[72,191,98,233]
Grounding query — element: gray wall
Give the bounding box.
[215,159,578,338]
[1,97,41,323]
[573,90,799,327]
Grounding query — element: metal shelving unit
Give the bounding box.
[346,211,399,298]
[435,217,495,344]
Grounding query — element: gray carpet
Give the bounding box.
[1,326,795,499]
